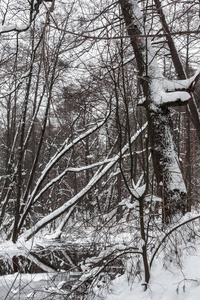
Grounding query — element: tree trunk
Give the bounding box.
[148,106,187,222]
[119,0,187,222]
[153,0,200,141]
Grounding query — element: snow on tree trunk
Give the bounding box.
[119,0,191,222]
[153,0,200,143]
[148,107,187,222]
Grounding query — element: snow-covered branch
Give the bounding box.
[0,241,57,273]
[0,24,29,34]
[32,157,123,206]
[18,116,110,233]
[155,68,200,107]
[0,1,53,34]
[120,0,200,109]
[20,122,147,241]
[151,69,200,107]
[163,68,200,93]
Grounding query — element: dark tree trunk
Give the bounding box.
[119,0,187,223]
[153,0,200,141]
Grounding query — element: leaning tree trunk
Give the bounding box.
[119,0,190,222]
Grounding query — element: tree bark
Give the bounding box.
[119,0,187,222]
[153,0,200,141]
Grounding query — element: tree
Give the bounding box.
[118,0,200,223]
[1,1,200,298]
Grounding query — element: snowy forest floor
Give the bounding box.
[105,243,200,300]
[1,239,200,299]
[1,215,200,299]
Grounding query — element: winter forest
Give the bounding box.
[0,0,200,299]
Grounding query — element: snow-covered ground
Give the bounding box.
[0,272,67,299]
[105,244,200,300]
[1,218,200,300]
[1,242,200,299]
